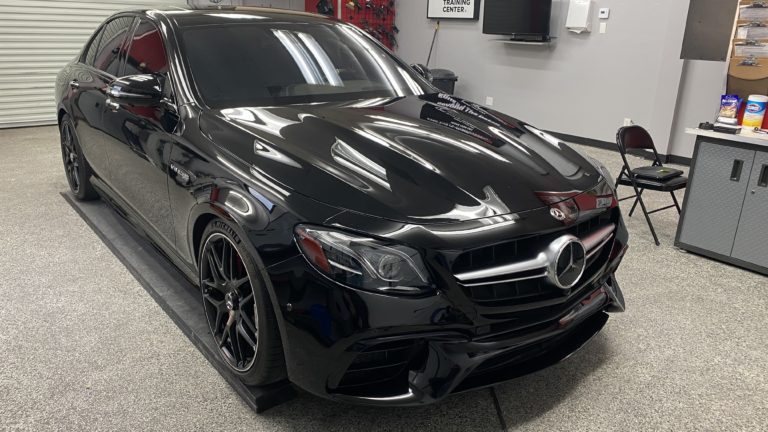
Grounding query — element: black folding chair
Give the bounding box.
[615,125,688,246]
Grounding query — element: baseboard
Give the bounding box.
[665,154,692,166]
[549,131,616,151]
[547,131,691,167]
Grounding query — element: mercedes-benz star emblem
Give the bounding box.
[550,208,567,221]
[546,236,587,289]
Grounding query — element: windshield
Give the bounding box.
[181,20,434,108]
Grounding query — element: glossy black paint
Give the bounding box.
[107,74,165,105]
[202,94,602,224]
[56,7,628,406]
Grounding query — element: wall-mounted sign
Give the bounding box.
[427,0,481,20]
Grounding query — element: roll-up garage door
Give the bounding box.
[0,0,187,128]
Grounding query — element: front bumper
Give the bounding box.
[265,227,627,406]
[329,277,623,406]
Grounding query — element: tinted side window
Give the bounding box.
[124,19,168,76]
[93,17,134,76]
[84,27,104,66]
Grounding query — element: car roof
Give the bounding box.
[138,6,333,28]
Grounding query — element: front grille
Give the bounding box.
[453,211,616,310]
[334,339,425,397]
[466,277,557,305]
[453,211,613,274]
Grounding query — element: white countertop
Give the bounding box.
[686,128,768,148]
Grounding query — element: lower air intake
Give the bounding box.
[334,339,425,398]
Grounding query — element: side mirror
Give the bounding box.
[410,64,433,82]
[106,74,163,107]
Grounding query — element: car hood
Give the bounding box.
[199,93,601,224]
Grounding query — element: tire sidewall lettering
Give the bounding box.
[212,219,242,245]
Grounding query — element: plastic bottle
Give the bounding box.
[742,95,768,127]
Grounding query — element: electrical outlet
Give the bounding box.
[599,8,610,19]
[623,118,633,126]
[486,96,494,106]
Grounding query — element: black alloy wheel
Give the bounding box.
[60,114,98,200]
[201,232,260,372]
[60,121,81,194]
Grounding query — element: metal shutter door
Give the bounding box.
[0,0,187,128]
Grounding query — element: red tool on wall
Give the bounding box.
[305,0,397,50]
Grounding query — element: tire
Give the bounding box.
[199,218,287,386]
[60,114,98,201]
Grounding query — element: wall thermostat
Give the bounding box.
[599,8,610,19]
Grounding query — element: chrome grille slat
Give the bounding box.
[460,272,549,287]
[586,233,613,260]
[454,253,548,282]
[582,224,616,251]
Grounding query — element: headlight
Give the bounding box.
[294,225,434,295]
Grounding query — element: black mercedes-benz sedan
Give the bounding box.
[56,7,627,406]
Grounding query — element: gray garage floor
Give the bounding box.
[0,125,766,431]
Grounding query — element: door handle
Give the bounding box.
[730,159,744,182]
[105,98,120,112]
[69,80,79,89]
[758,164,768,188]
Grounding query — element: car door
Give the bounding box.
[100,18,179,247]
[69,16,135,179]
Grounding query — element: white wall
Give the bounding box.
[242,0,303,8]
[188,0,243,6]
[187,0,303,9]
[669,62,728,159]
[395,0,695,156]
